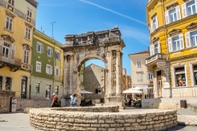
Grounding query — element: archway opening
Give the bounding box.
[79,59,106,106]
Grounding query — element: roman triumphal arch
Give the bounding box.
[62,27,125,107]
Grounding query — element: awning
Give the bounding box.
[80,89,94,94]
[123,88,142,94]
[133,85,148,90]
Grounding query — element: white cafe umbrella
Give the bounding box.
[80,89,94,94]
[123,88,142,94]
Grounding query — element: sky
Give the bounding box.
[36,0,150,76]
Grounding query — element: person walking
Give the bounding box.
[70,93,77,107]
[51,93,58,107]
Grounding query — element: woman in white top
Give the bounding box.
[70,93,77,107]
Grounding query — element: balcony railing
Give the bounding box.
[21,63,31,71]
[145,53,166,65]
[0,53,21,67]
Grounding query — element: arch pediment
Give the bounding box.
[22,44,32,50]
[168,29,181,36]
[152,37,159,43]
[186,22,197,30]
[1,34,15,43]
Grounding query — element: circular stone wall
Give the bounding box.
[29,107,177,131]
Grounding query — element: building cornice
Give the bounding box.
[34,29,63,48]
[25,0,39,8]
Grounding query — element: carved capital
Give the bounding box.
[157,62,167,74]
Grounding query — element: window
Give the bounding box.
[137,72,143,81]
[36,42,43,53]
[8,0,14,6]
[36,61,41,72]
[23,49,29,64]
[55,51,60,60]
[2,43,10,57]
[174,67,186,87]
[149,42,161,56]
[27,8,32,17]
[5,77,12,90]
[168,34,184,52]
[36,83,40,93]
[148,73,153,80]
[55,86,59,95]
[5,16,13,31]
[55,67,60,76]
[46,64,52,75]
[185,30,197,48]
[182,0,197,18]
[25,26,31,40]
[136,60,141,68]
[151,15,158,32]
[47,47,53,57]
[165,6,181,24]
[0,41,15,59]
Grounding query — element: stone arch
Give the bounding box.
[62,27,125,107]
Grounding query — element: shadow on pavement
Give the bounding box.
[165,125,186,131]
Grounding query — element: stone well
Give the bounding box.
[29,106,177,131]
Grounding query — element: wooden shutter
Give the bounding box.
[155,16,158,29]
[149,45,154,56]
[0,40,4,54]
[46,65,48,74]
[11,44,16,59]
[182,3,187,18]
[176,6,181,20]
[158,41,161,53]
[165,10,169,24]
[150,21,153,32]
[185,32,191,48]
[50,65,53,75]
[51,49,53,57]
[168,37,172,52]
[179,34,184,50]
[195,0,197,13]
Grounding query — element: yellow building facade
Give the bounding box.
[146,0,197,98]
[0,0,38,98]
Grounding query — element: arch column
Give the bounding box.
[116,50,122,95]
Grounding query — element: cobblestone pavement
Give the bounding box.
[0,109,197,131]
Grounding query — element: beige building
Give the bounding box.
[122,68,131,91]
[129,50,153,98]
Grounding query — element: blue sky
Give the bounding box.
[36,0,149,76]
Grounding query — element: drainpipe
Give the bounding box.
[53,41,56,96]
[161,0,172,98]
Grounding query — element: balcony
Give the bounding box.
[145,53,166,66]
[0,53,21,70]
[21,63,31,71]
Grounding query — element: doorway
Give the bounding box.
[157,71,162,97]
[21,76,27,99]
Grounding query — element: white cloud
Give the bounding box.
[79,0,147,26]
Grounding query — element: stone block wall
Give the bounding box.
[0,91,15,113]
[51,106,119,112]
[16,99,51,110]
[29,108,177,131]
[142,98,197,109]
